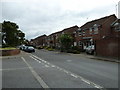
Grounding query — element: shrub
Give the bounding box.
[47,48,54,51]
[38,46,44,49]
[67,49,80,54]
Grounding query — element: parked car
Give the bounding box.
[24,46,35,53]
[19,45,26,50]
[85,45,95,54]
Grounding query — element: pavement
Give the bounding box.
[1,50,119,63]
[72,53,120,63]
[41,49,120,63]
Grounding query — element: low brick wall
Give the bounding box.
[96,37,119,59]
[1,49,20,56]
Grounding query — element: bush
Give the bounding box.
[72,50,80,54]
[47,48,54,51]
[67,49,80,54]
[38,46,44,49]
[44,46,50,50]
[44,46,54,51]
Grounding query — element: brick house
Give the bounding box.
[95,19,120,58]
[61,25,79,47]
[30,34,47,47]
[75,14,117,51]
[46,25,79,48]
[46,31,62,48]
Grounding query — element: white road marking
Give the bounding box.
[45,65,49,67]
[81,79,90,84]
[51,65,55,67]
[70,74,78,78]
[21,57,50,89]
[30,56,40,63]
[31,54,104,89]
[63,70,69,74]
[67,60,72,62]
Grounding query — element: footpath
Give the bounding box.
[42,49,120,63]
[72,53,120,63]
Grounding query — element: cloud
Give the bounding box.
[1,0,119,40]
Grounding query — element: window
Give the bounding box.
[114,23,120,31]
[62,32,64,34]
[78,28,82,36]
[93,24,98,34]
[79,41,83,46]
[79,31,82,36]
[89,28,92,34]
[82,29,85,36]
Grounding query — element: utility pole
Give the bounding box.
[118,1,120,19]
[116,4,118,17]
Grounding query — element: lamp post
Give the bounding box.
[118,1,120,19]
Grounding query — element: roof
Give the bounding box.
[62,25,79,32]
[111,19,120,26]
[48,25,78,36]
[49,30,62,36]
[80,14,117,29]
[34,34,47,40]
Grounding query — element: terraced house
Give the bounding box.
[30,14,119,58]
[44,25,79,49]
[75,14,117,51]
[30,34,47,47]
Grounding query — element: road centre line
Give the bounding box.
[30,56,41,63]
[31,54,105,90]
[21,57,50,89]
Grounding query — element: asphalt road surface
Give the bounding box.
[1,49,119,89]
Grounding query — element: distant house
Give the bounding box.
[75,14,117,51]
[46,31,62,48]
[61,25,79,47]
[46,25,79,49]
[30,34,47,47]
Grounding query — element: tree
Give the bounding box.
[2,21,25,47]
[59,34,73,52]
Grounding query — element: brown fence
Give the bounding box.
[96,37,120,59]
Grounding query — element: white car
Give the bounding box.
[85,45,95,54]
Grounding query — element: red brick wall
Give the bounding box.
[2,49,20,56]
[100,16,117,38]
[96,37,120,59]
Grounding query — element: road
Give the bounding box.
[1,49,119,89]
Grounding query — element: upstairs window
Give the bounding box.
[93,24,98,34]
[78,28,82,36]
[79,31,82,36]
[114,23,120,31]
[82,29,85,36]
[62,32,64,34]
[89,28,92,34]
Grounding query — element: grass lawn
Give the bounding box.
[0,47,16,50]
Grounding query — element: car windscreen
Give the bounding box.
[28,47,34,49]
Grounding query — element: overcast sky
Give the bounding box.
[1,0,120,40]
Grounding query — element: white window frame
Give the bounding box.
[93,24,98,34]
[89,28,92,34]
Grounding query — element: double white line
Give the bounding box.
[22,54,106,90]
[30,54,106,90]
